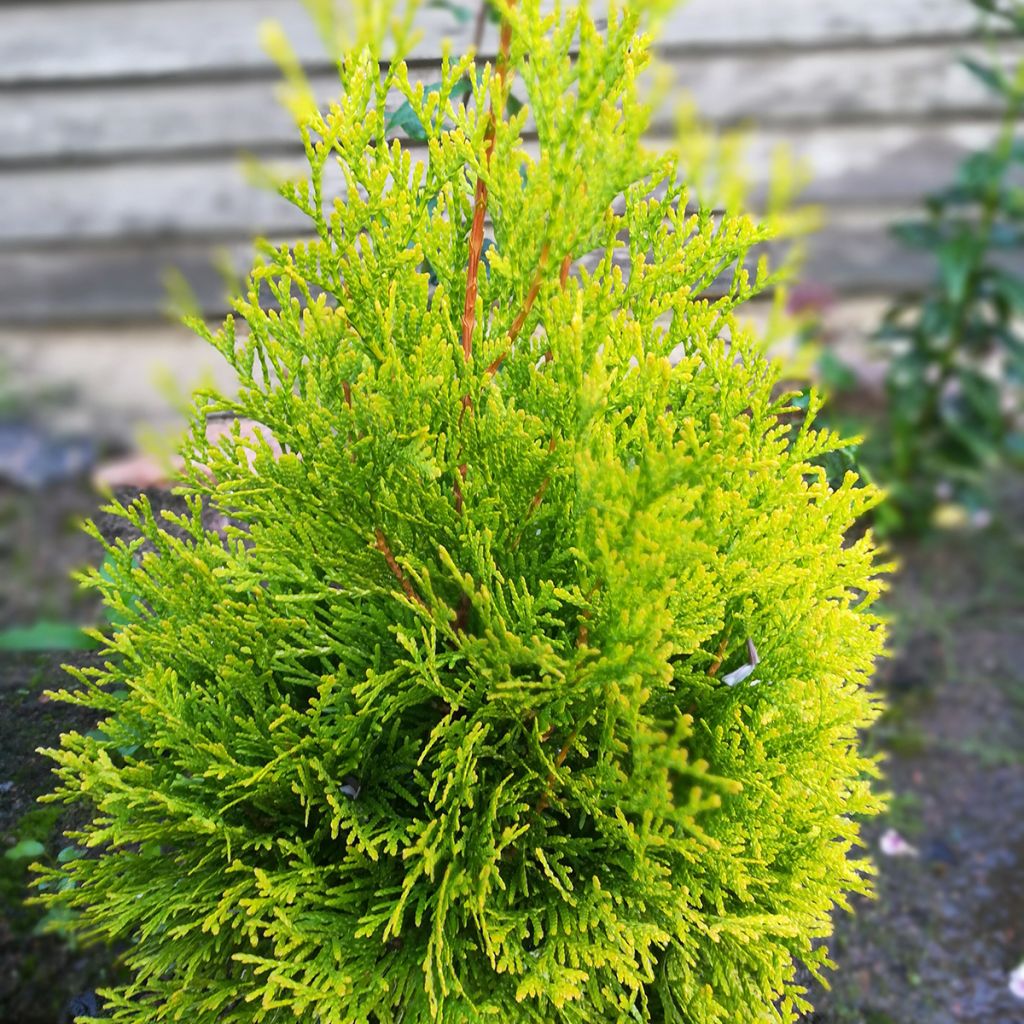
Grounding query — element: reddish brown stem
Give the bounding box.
[486,244,576,376]
[509,242,550,337]
[559,251,572,288]
[576,616,590,647]
[707,634,731,677]
[460,16,514,363]
[461,177,491,361]
[490,247,574,534]
[526,472,552,518]
[510,437,557,551]
[535,724,579,814]
[374,528,426,608]
[575,580,603,648]
[453,6,515,585]
[485,245,548,374]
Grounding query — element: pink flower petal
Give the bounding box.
[879,827,919,858]
[1009,963,1024,1001]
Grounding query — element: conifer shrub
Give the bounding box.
[37,2,889,1020]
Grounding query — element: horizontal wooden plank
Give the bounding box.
[0,121,1001,245]
[0,240,242,324]
[672,42,1022,125]
[3,44,1018,167]
[660,0,985,50]
[0,66,439,167]
[0,0,322,86]
[0,213,951,325]
[0,0,991,87]
[0,160,308,245]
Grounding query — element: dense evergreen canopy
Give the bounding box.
[39,2,887,1021]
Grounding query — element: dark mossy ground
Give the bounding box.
[0,479,1022,1023]
[808,494,1024,1024]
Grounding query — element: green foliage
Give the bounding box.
[5,838,46,862]
[0,554,139,651]
[0,620,98,652]
[37,2,888,1021]
[1,803,66,938]
[873,0,1024,528]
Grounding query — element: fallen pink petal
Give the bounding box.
[1010,963,1024,1001]
[879,828,920,859]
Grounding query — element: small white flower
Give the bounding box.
[879,827,919,859]
[1009,962,1024,1001]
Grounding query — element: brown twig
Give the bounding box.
[486,245,575,376]
[509,437,557,551]
[576,613,590,647]
[707,633,731,677]
[374,528,426,608]
[491,246,574,538]
[526,468,553,518]
[559,251,572,288]
[349,385,424,610]
[485,242,550,374]
[461,176,492,361]
[534,724,579,814]
[531,582,602,815]
[575,579,603,648]
[530,577,601,819]
[460,15,514,363]
[451,4,515,628]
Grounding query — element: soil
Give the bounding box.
[0,478,1022,1023]
[808,491,1024,1024]
[0,482,112,1023]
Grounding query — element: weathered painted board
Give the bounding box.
[0,0,991,86]
[3,44,1018,167]
[0,0,1015,335]
[0,216,947,325]
[0,159,303,246]
[0,121,999,245]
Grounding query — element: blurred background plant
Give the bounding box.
[878,0,1024,530]
[806,0,1024,533]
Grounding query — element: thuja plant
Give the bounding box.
[873,0,1024,528]
[36,2,888,1021]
